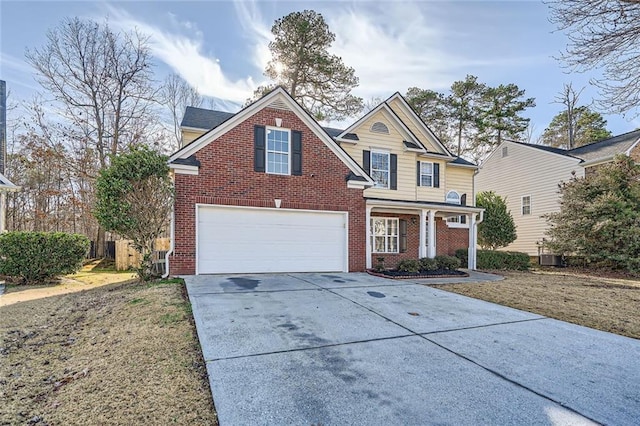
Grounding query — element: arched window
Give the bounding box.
[370,121,389,134]
[446,190,461,204]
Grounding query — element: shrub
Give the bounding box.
[456,248,530,270]
[434,255,461,270]
[397,259,421,273]
[419,257,439,271]
[0,232,90,284]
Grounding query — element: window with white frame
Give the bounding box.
[420,162,433,187]
[371,151,390,188]
[522,196,531,215]
[266,127,290,174]
[371,217,398,253]
[446,190,461,204]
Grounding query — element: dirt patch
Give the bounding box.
[0,280,217,425]
[430,270,640,339]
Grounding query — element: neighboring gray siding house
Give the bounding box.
[476,129,640,255]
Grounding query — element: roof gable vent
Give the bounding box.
[371,121,389,134]
[267,98,291,111]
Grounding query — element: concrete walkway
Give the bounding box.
[185,272,640,425]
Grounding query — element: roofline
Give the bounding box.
[567,128,640,154]
[448,162,479,169]
[336,102,424,150]
[482,140,583,166]
[169,87,374,185]
[366,197,484,213]
[181,125,211,132]
[385,92,454,157]
[625,136,640,157]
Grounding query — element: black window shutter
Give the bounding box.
[433,163,440,188]
[292,130,302,176]
[460,193,467,224]
[390,154,398,190]
[399,219,407,253]
[416,161,421,186]
[363,150,370,174]
[254,125,266,172]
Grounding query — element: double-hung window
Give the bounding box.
[266,128,290,175]
[522,196,531,215]
[371,218,398,253]
[420,162,433,187]
[370,151,390,188]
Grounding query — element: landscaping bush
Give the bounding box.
[0,232,90,284]
[434,255,461,270]
[455,248,530,270]
[419,257,439,271]
[397,259,421,273]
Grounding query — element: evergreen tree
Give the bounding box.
[249,10,363,121]
[476,191,517,250]
[542,106,612,149]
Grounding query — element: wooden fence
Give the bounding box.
[115,238,170,271]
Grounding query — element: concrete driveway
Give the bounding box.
[185,272,640,425]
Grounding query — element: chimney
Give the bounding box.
[0,80,6,175]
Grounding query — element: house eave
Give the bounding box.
[366,198,484,214]
[169,163,199,175]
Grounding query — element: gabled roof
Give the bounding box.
[336,102,428,151]
[508,140,582,159]
[566,128,640,162]
[170,87,374,186]
[385,92,454,157]
[181,107,234,130]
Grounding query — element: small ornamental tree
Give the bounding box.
[476,191,517,250]
[95,148,173,281]
[545,156,640,273]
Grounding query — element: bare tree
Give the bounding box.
[162,73,203,149]
[553,83,585,149]
[548,1,640,117]
[25,17,159,255]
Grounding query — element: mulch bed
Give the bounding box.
[367,269,468,280]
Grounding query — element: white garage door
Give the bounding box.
[196,205,348,274]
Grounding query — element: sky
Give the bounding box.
[1,0,639,139]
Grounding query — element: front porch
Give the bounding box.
[365,198,484,270]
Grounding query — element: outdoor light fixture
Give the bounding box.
[275,118,283,127]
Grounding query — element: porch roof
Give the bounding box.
[366,197,484,214]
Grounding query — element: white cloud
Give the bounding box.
[104,5,258,104]
[232,0,272,72]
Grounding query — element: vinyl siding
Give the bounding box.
[445,166,474,203]
[387,98,442,153]
[182,129,206,146]
[475,142,584,255]
[341,113,417,200]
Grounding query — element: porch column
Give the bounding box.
[365,206,372,269]
[427,210,436,258]
[419,209,427,258]
[468,213,477,270]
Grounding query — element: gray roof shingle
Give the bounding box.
[566,128,640,162]
[181,106,235,130]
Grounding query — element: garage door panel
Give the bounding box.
[196,206,347,274]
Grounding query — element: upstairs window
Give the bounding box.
[522,196,531,215]
[371,121,389,134]
[419,162,433,187]
[370,150,390,188]
[446,190,461,204]
[266,128,290,175]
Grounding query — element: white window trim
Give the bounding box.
[522,195,532,216]
[420,161,434,187]
[371,150,390,189]
[266,126,291,175]
[446,190,461,205]
[446,216,470,229]
[371,217,399,254]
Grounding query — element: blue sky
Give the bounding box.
[1,0,638,137]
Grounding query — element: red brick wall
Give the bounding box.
[170,107,366,274]
[370,214,469,269]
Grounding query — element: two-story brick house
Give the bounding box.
[167,87,482,275]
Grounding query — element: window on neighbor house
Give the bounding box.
[371,217,398,253]
[371,151,390,188]
[266,127,290,175]
[522,196,531,215]
[420,162,434,187]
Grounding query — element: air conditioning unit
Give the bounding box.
[539,254,562,266]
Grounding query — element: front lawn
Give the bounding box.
[0,277,217,425]
[431,270,640,339]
